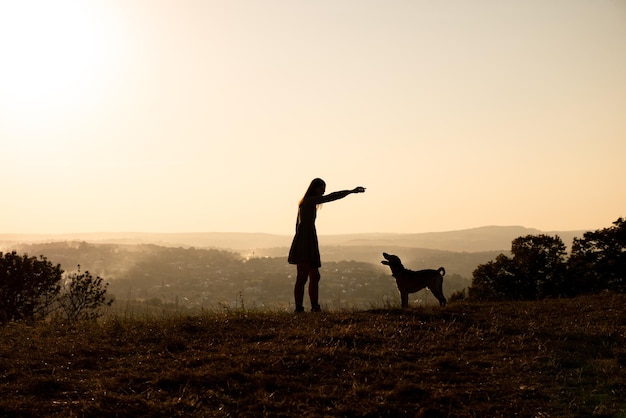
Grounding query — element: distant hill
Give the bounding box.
[0,226,587,253]
[321,226,586,252]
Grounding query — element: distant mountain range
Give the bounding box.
[0,226,587,253]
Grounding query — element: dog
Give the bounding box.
[381,252,446,307]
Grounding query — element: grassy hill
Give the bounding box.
[1,293,624,417]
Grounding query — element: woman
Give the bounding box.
[288,178,366,312]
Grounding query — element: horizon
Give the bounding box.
[0,223,594,238]
[1,224,592,255]
[2,1,624,236]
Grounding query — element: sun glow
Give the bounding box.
[0,0,124,120]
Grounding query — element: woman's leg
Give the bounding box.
[308,266,321,311]
[294,262,310,312]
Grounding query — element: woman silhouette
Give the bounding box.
[288,178,365,312]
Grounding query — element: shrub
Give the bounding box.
[57,266,114,322]
[0,251,63,323]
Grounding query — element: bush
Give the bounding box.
[0,251,63,323]
[57,267,114,322]
[1,253,114,325]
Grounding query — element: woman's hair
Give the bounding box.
[299,178,326,205]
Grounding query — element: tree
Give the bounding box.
[469,235,567,300]
[509,235,568,299]
[0,251,63,323]
[568,218,626,293]
[57,266,114,322]
[469,254,515,300]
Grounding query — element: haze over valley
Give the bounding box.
[0,225,586,253]
[1,225,588,311]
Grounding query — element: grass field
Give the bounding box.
[1,293,625,417]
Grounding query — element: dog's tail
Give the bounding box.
[438,267,446,277]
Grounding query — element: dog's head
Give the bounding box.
[381,252,403,271]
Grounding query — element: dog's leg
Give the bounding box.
[400,292,409,308]
[431,286,446,307]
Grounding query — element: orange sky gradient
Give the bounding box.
[1,0,625,236]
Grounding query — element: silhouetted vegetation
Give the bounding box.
[57,267,114,322]
[568,217,626,294]
[0,251,62,322]
[470,218,625,300]
[0,251,112,324]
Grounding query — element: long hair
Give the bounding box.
[299,178,326,206]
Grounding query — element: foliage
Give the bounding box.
[57,266,114,322]
[509,234,568,299]
[469,253,515,300]
[470,218,626,300]
[470,235,567,300]
[0,252,113,325]
[0,251,62,323]
[568,217,626,293]
[0,294,624,417]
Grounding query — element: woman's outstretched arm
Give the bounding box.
[308,187,366,204]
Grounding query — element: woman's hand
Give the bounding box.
[352,187,366,193]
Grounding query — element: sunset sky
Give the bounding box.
[1,0,624,236]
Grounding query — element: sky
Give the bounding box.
[1,0,625,236]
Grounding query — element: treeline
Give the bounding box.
[469,218,625,300]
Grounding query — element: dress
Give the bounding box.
[288,199,321,267]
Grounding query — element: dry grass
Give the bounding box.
[1,293,625,417]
